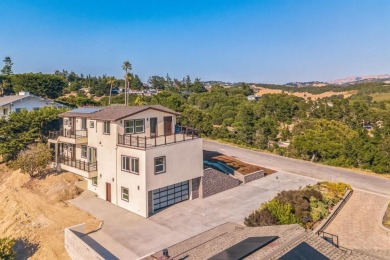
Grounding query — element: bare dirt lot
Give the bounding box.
[255,87,357,100]
[0,165,101,259]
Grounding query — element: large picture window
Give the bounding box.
[124,119,145,134]
[121,155,139,174]
[154,156,166,174]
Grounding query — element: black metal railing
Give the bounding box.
[58,156,97,172]
[118,126,198,149]
[49,129,87,139]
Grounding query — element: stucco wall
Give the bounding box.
[65,224,117,260]
[234,170,265,184]
[201,168,241,198]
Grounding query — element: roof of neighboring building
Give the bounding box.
[0,94,64,107]
[148,223,374,260]
[60,105,180,120]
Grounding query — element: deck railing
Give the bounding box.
[58,156,97,172]
[49,129,87,139]
[118,126,199,149]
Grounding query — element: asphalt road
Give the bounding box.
[204,140,390,197]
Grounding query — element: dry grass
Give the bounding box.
[0,165,101,259]
[370,93,390,102]
[255,87,357,101]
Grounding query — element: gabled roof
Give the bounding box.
[0,94,63,107]
[60,105,180,121]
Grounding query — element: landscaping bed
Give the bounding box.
[383,203,390,229]
[244,182,352,230]
[203,151,275,175]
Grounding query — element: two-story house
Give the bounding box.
[0,91,65,118]
[48,105,203,217]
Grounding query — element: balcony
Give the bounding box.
[118,127,199,149]
[57,156,97,178]
[48,129,88,144]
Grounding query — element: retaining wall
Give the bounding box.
[200,168,241,198]
[234,170,265,184]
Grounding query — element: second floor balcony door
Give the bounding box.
[163,116,172,136]
[88,147,97,163]
[150,117,157,137]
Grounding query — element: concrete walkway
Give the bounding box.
[69,171,316,259]
[324,190,390,251]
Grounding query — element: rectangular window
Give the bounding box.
[155,156,166,174]
[92,177,98,186]
[90,121,95,128]
[103,121,110,134]
[81,118,87,130]
[121,187,129,202]
[121,156,130,171]
[130,158,139,174]
[81,145,87,158]
[124,119,145,134]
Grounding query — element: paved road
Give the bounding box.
[204,140,390,197]
[70,172,316,259]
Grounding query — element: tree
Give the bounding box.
[10,73,66,98]
[122,61,132,105]
[0,237,15,260]
[191,78,207,93]
[107,77,116,105]
[148,76,166,90]
[1,57,13,75]
[15,143,52,178]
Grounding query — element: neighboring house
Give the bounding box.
[48,105,203,217]
[246,95,259,101]
[0,91,65,118]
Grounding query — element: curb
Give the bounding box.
[378,201,390,236]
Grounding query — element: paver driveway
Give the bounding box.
[69,171,316,259]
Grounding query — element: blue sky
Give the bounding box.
[0,0,389,84]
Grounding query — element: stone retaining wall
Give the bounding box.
[200,168,241,198]
[234,170,265,184]
[65,224,118,260]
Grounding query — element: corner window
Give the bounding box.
[121,187,129,202]
[92,177,98,186]
[121,155,139,174]
[154,156,166,174]
[124,119,145,134]
[81,145,87,158]
[103,121,110,134]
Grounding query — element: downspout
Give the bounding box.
[115,146,118,206]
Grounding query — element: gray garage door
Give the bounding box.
[153,181,189,211]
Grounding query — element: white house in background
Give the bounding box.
[48,105,203,217]
[246,95,260,101]
[0,91,65,118]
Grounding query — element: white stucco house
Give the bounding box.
[0,91,65,118]
[48,105,203,217]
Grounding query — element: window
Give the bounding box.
[121,156,130,171]
[103,121,110,134]
[15,108,22,113]
[124,119,145,134]
[121,155,139,174]
[155,156,166,174]
[92,177,98,186]
[130,158,139,174]
[121,187,129,201]
[90,121,95,128]
[81,118,87,130]
[81,145,87,158]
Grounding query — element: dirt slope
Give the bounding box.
[0,165,101,259]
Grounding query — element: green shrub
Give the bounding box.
[0,237,15,260]
[264,200,300,225]
[309,197,329,222]
[244,208,277,227]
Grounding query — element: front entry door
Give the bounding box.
[106,183,111,202]
[150,117,157,137]
[163,116,172,136]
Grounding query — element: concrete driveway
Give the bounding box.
[69,171,316,259]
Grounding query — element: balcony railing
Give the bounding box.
[58,156,97,172]
[118,127,199,149]
[49,129,87,139]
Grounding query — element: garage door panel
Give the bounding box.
[153,180,189,211]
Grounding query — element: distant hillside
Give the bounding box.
[327,74,390,85]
